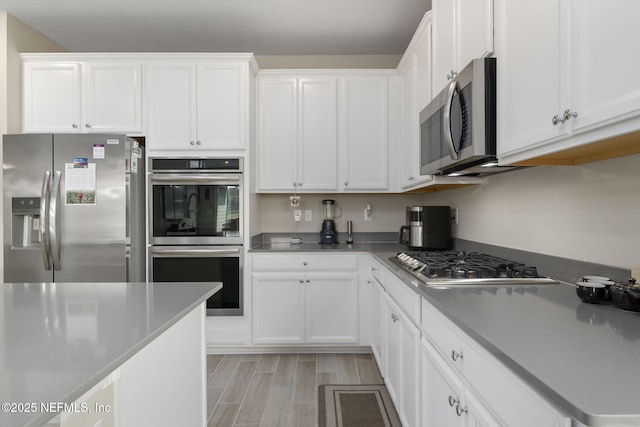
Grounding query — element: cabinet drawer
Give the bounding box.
[370,258,384,284]
[252,253,358,272]
[421,299,570,427]
[384,270,421,325]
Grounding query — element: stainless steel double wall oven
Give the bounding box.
[148,158,243,315]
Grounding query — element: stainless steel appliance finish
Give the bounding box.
[399,206,451,250]
[390,251,558,287]
[148,157,243,245]
[148,157,244,316]
[420,58,516,177]
[149,245,243,316]
[3,133,145,283]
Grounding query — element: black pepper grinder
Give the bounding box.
[346,220,354,244]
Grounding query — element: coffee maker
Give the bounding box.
[399,206,451,250]
[320,199,338,244]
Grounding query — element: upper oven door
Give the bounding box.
[149,173,243,245]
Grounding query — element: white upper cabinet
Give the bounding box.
[256,71,395,193]
[432,0,494,95]
[22,59,142,134]
[339,76,390,192]
[146,62,196,149]
[495,0,570,160]
[398,13,435,190]
[497,0,640,165]
[256,75,338,192]
[146,60,250,151]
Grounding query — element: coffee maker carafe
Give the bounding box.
[320,199,338,244]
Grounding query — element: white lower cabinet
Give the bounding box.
[421,299,571,427]
[251,254,359,345]
[382,285,421,427]
[421,337,500,427]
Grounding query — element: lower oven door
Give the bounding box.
[149,245,243,316]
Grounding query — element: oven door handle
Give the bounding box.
[149,174,240,184]
[150,247,241,257]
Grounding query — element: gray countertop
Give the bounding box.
[251,240,640,426]
[374,252,640,427]
[0,281,220,427]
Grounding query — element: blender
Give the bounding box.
[320,199,338,244]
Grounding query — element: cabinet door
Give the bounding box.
[23,62,81,132]
[306,273,358,343]
[340,77,389,191]
[146,62,197,150]
[257,78,298,191]
[197,62,246,150]
[251,274,305,344]
[432,0,456,94]
[383,294,400,403]
[370,277,385,372]
[421,338,465,427]
[496,0,571,158]
[571,1,640,132]
[84,62,142,133]
[398,311,421,427]
[456,0,494,72]
[298,78,339,191]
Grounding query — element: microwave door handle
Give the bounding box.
[40,171,52,270]
[49,171,62,271]
[443,80,460,160]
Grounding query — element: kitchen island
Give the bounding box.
[0,281,221,427]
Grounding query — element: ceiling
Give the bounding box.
[2,0,431,55]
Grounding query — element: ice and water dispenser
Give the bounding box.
[11,197,41,247]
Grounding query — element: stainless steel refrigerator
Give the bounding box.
[3,134,145,283]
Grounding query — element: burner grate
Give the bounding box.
[397,251,541,280]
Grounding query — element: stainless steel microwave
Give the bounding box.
[420,58,497,176]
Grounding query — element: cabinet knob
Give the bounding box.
[455,404,468,417]
[72,124,78,129]
[448,396,460,407]
[562,109,578,121]
[190,141,195,145]
[85,123,91,128]
[298,182,303,187]
[299,279,304,284]
[552,114,563,126]
[303,261,308,266]
[196,140,202,146]
[451,350,464,362]
[344,181,349,186]
[306,279,311,283]
[409,176,415,181]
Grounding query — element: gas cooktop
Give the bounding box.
[389,250,558,286]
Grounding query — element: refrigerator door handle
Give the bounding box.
[49,171,62,271]
[40,171,52,270]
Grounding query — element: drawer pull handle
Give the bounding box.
[391,313,399,323]
[448,396,459,407]
[451,350,464,362]
[455,404,468,416]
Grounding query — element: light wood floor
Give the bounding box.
[206,353,385,427]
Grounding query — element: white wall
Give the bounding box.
[257,153,640,270]
[424,154,640,270]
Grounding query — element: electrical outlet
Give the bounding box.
[451,208,459,224]
[364,204,372,221]
[304,210,313,221]
[294,209,302,221]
